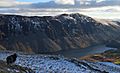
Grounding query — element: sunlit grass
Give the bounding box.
[114,59,120,65]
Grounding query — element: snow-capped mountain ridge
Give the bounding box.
[0,13,120,53]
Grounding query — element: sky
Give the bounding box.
[0,0,52,7]
[0,0,119,7]
[17,0,51,3]
[0,0,120,19]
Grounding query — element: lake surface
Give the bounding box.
[0,45,117,59]
[52,45,117,58]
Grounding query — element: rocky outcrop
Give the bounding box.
[0,60,34,73]
[0,13,120,53]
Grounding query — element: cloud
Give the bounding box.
[0,0,32,7]
[0,0,16,7]
[79,0,105,3]
[54,0,75,5]
[0,6,120,19]
[54,0,107,5]
[96,0,106,3]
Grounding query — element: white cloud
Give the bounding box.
[0,6,120,19]
[0,0,31,7]
[78,0,106,3]
[96,0,106,3]
[55,0,75,5]
[54,0,107,5]
[0,0,16,7]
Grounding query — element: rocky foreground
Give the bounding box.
[0,60,34,73]
[0,51,120,73]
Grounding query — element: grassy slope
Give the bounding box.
[80,40,120,64]
[80,49,120,65]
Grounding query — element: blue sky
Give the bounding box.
[17,0,51,3]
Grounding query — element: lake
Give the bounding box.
[52,45,117,58]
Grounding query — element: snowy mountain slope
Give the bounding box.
[0,13,120,53]
[0,51,120,73]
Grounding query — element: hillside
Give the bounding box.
[0,13,120,53]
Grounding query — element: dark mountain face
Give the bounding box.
[0,13,120,53]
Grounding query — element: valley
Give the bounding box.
[0,13,120,73]
[0,0,120,72]
[48,45,117,58]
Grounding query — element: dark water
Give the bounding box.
[52,45,117,58]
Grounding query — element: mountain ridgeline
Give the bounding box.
[0,13,120,53]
